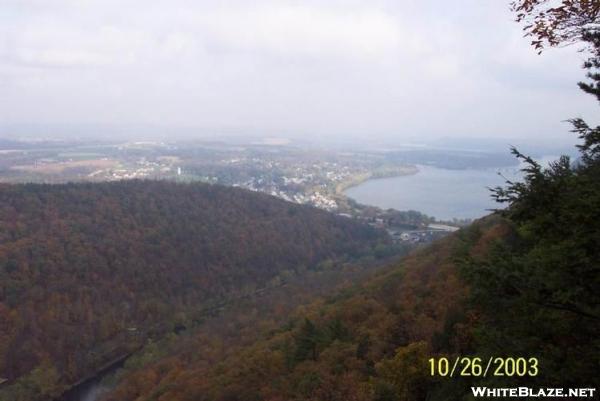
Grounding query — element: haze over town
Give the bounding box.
[1,0,598,146]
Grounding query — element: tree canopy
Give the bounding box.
[0,180,388,401]
[511,0,600,53]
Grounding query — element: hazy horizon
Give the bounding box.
[1,0,598,145]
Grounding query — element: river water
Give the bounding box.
[62,384,112,401]
[57,358,126,401]
[344,164,521,220]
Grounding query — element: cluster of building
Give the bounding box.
[387,224,460,244]
[222,159,360,211]
[89,158,183,181]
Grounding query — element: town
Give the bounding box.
[0,138,467,242]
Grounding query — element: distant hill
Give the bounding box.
[0,180,388,400]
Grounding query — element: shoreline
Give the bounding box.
[334,165,419,196]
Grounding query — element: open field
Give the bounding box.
[11,159,118,174]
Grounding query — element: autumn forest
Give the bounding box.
[1,1,600,400]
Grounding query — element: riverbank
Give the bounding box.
[333,164,419,195]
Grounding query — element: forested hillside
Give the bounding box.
[99,217,496,401]
[0,180,389,400]
[102,205,598,401]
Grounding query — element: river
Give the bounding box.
[57,357,127,401]
[344,164,522,220]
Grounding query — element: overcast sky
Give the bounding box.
[0,0,597,144]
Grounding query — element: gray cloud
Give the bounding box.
[0,0,597,144]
